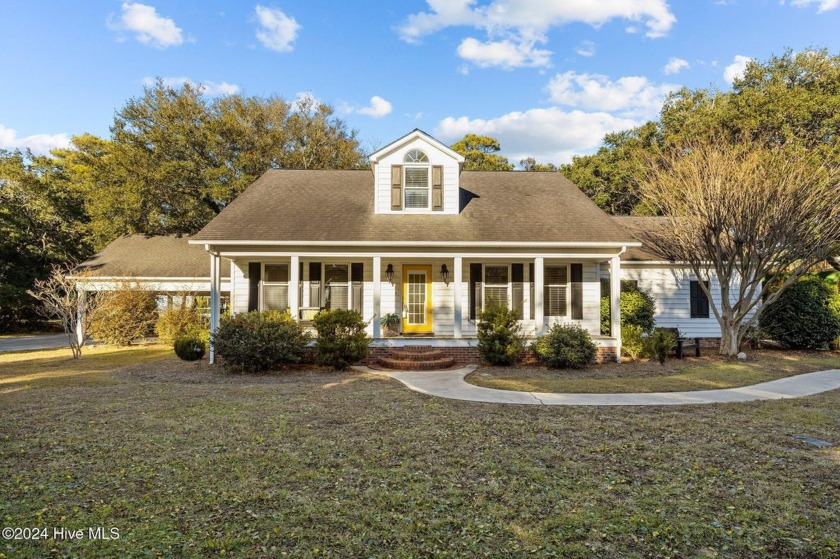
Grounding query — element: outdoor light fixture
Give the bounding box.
[386,264,394,284]
[440,264,449,284]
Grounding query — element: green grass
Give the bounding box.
[1,346,839,557]
[467,350,840,394]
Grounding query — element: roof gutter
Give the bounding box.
[189,239,643,248]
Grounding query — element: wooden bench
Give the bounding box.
[660,328,701,359]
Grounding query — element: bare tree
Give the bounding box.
[638,137,840,356]
[27,265,100,359]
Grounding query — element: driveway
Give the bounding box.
[354,365,840,406]
[0,334,69,353]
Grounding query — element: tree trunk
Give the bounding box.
[718,321,741,357]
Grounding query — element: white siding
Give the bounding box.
[374,136,461,215]
[231,259,249,314]
[620,265,757,339]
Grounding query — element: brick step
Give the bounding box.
[387,349,446,361]
[375,356,457,371]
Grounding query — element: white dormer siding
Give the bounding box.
[369,129,465,215]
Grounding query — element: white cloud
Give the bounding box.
[456,36,551,69]
[254,5,300,52]
[663,57,689,75]
[547,71,678,119]
[575,40,596,57]
[435,108,638,164]
[108,3,184,48]
[723,54,752,84]
[143,76,240,96]
[357,96,393,118]
[0,124,70,155]
[788,0,840,12]
[398,0,676,50]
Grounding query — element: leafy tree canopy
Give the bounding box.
[55,81,367,243]
[451,134,514,171]
[562,48,840,214]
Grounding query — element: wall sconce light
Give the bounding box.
[440,264,449,284]
[385,264,394,284]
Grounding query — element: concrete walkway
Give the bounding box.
[0,334,68,353]
[352,365,840,406]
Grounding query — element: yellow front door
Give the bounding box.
[402,265,433,334]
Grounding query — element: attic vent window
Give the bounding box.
[403,150,430,209]
[404,150,429,163]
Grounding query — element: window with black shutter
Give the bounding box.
[248,262,261,312]
[690,280,710,318]
[570,263,583,320]
[469,263,482,319]
[309,262,322,307]
[511,263,524,319]
[351,263,364,313]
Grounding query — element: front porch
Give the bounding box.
[205,251,625,363]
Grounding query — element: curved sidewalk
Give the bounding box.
[352,365,840,406]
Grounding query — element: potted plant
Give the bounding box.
[380,313,401,337]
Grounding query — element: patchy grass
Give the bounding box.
[467,350,840,394]
[1,347,839,558]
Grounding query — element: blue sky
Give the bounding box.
[1,0,839,164]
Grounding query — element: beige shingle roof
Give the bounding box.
[192,170,637,245]
[78,235,229,278]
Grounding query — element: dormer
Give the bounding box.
[369,129,465,215]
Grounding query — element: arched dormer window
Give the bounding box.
[403,150,430,209]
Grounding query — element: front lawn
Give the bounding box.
[1,346,839,558]
[467,350,840,394]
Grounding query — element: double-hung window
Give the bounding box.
[484,265,509,308]
[545,266,568,317]
[324,264,349,310]
[262,264,289,310]
[404,149,430,209]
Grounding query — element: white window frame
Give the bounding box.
[544,263,570,319]
[403,150,431,211]
[323,262,354,311]
[483,264,512,310]
[259,262,290,312]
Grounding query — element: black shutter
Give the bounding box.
[571,263,583,320]
[511,263,524,319]
[690,280,710,318]
[351,263,364,312]
[248,262,261,312]
[299,261,304,311]
[309,262,322,307]
[529,263,535,320]
[469,263,483,320]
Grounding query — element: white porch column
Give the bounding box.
[372,256,381,338]
[289,255,300,320]
[609,255,621,363]
[534,257,545,335]
[453,257,463,339]
[209,252,221,365]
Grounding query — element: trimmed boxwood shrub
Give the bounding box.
[156,305,208,345]
[534,324,597,369]
[477,303,525,365]
[174,335,206,361]
[761,277,840,349]
[213,310,310,373]
[600,281,656,335]
[313,309,371,370]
